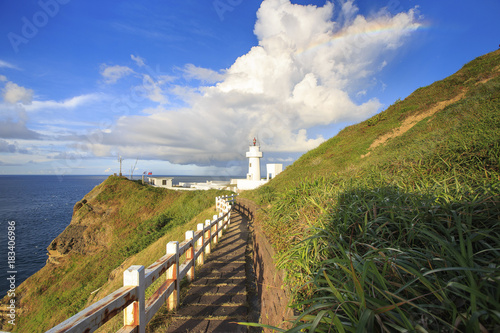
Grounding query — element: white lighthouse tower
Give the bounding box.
[235,137,283,191]
[246,137,262,181]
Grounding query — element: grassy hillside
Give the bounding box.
[257,49,499,194]
[94,205,221,333]
[247,50,500,332]
[0,176,231,332]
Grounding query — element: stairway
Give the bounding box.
[165,211,249,332]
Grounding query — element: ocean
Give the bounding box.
[0,174,233,297]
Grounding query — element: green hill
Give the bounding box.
[247,49,500,332]
[0,176,231,332]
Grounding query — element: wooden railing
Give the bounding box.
[46,195,236,333]
[216,194,237,209]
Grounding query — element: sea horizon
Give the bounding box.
[0,174,238,297]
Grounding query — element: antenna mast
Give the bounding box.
[118,156,123,176]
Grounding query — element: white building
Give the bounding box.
[266,163,283,180]
[148,177,173,188]
[148,177,232,191]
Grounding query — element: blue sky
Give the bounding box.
[0,0,499,177]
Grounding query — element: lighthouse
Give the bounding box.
[246,137,262,181]
[235,137,283,191]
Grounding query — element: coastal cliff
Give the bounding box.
[46,198,112,262]
[0,176,230,332]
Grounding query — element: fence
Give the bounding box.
[46,195,236,333]
[216,194,237,209]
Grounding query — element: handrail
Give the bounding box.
[215,194,237,212]
[45,195,236,333]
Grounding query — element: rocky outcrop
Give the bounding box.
[46,187,111,264]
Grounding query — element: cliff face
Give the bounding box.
[1,176,229,332]
[47,198,114,262]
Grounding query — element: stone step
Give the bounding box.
[163,210,250,333]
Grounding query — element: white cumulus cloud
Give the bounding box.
[182,64,226,84]
[87,0,421,166]
[2,81,34,105]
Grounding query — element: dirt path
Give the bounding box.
[361,90,467,158]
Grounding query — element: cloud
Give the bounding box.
[0,60,19,70]
[0,139,18,153]
[2,82,34,105]
[268,156,294,163]
[182,64,225,84]
[0,75,7,82]
[100,64,134,84]
[26,93,106,111]
[86,0,420,166]
[142,75,168,104]
[131,54,146,67]
[0,139,29,154]
[0,118,40,139]
[356,90,367,97]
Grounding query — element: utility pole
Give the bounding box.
[130,159,138,180]
[118,156,123,177]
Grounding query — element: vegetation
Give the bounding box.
[0,176,231,332]
[2,49,498,333]
[245,49,500,332]
[94,205,221,333]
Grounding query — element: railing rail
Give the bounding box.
[216,194,237,210]
[46,195,236,333]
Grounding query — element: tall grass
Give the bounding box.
[277,180,499,332]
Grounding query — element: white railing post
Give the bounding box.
[185,230,195,282]
[218,212,224,237]
[204,219,211,254]
[212,214,219,244]
[123,265,145,333]
[166,241,179,310]
[197,223,205,265]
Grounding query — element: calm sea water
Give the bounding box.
[0,174,232,297]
